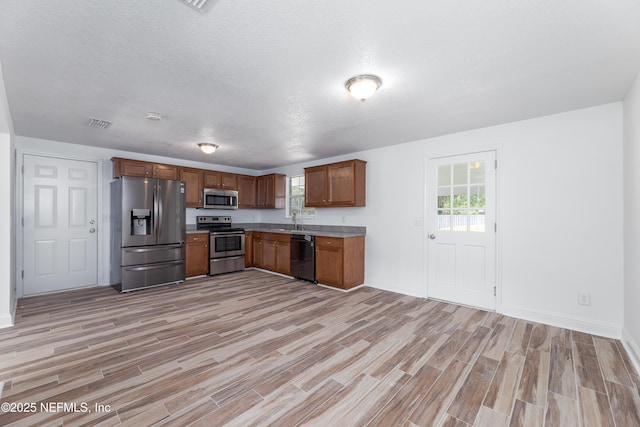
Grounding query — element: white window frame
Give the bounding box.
[286,174,315,219]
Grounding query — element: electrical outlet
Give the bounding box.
[578,292,591,306]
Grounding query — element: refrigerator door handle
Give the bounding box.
[156,181,163,240]
[124,244,184,253]
[123,260,183,272]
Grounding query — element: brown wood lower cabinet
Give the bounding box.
[315,235,365,290]
[275,237,290,275]
[249,232,290,275]
[244,231,253,267]
[185,232,209,278]
[247,231,364,289]
[252,233,264,268]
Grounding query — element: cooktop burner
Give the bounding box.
[196,216,244,233]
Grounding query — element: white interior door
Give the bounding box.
[427,151,496,310]
[23,155,98,295]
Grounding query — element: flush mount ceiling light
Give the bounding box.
[345,74,382,102]
[198,143,218,154]
[146,112,162,121]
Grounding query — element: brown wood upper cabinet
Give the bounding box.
[112,157,285,209]
[304,159,366,207]
[238,175,257,209]
[257,174,286,209]
[203,171,238,190]
[112,158,178,180]
[179,167,204,208]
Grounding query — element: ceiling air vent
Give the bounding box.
[87,118,112,129]
[179,0,210,13]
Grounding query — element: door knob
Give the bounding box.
[89,228,96,233]
[429,234,436,240]
[89,219,95,225]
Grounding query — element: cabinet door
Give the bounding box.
[304,166,327,207]
[256,175,272,208]
[327,162,356,206]
[315,244,344,287]
[220,173,238,190]
[253,235,263,268]
[113,158,152,178]
[180,168,203,208]
[244,231,253,267]
[275,240,291,275]
[153,163,178,180]
[262,238,278,271]
[238,175,256,208]
[185,233,209,277]
[203,171,221,188]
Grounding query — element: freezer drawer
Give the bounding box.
[121,260,185,292]
[121,243,184,267]
[209,255,245,276]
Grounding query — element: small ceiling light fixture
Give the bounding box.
[146,112,162,121]
[345,74,382,102]
[198,143,218,154]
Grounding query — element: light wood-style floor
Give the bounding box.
[1,270,639,426]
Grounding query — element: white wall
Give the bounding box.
[12,104,625,339]
[623,73,640,371]
[264,103,624,337]
[15,136,263,295]
[0,60,16,327]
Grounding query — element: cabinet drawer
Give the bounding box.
[264,232,290,243]
[186,233,209,243]
[316,237,344,248]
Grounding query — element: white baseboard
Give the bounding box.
[0,312,14,329]
[365,282,425,299]
[621,328,640,376]
[501,305,622,339]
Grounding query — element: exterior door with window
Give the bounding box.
[23,154,99,295]
[427,151,496,310]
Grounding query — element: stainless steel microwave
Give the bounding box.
[202,188,238,209]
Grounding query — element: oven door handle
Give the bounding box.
[209,231,245,236]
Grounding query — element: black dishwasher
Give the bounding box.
[290,234,316,283]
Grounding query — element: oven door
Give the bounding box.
[210,232,245,258]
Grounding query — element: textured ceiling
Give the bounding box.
[1,0,640,170]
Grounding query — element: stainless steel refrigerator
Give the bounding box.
[111,176,186,292]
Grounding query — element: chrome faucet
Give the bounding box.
[292,211,303,230]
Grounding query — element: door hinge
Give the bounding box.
[21,270,24,279]
[494,159,497,169]
[21,217,24,226]
[494,286,496,296]
[494,223,497,233]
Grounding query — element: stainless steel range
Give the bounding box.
[196,216,245,275]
